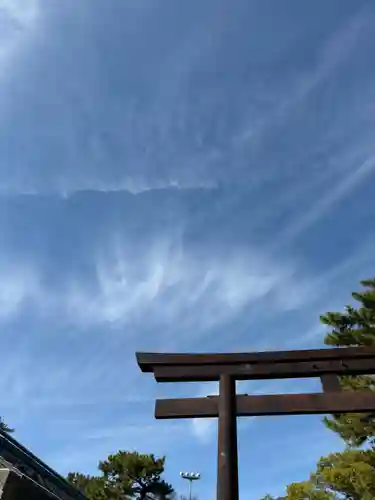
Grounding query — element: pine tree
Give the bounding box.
[322,278,375,347]
[68,450,174,500]
[320,278,375,446]
[261,279,375,499]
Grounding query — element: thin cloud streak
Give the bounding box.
[278,154,375,244]
[237,5,368,146]
[0,237,311,331]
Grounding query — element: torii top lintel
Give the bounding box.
[135,346,375,382]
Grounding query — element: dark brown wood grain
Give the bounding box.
[320,374,342,392]
[217,375,238,500]
[136,346,375,372]
[151,358,375,382]
[155,391,375,419]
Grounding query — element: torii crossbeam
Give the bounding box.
[136,346,375,500]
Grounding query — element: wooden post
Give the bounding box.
[320,374,341,392]
[217,375,239,500]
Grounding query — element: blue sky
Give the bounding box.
[1,0,375,498]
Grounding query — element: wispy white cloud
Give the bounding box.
[70,239,314,335]
[0,257,40,320]
[0,234,311,334]
[0,0,41,75]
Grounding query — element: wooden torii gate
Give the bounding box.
[136,346,375,500]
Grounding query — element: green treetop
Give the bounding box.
[321,278,375,447]
[312,449,375,500]
[68,450,174,500]
[261,448,375,499]
[322,278,375,348]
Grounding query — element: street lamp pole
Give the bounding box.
[180,471,201,500]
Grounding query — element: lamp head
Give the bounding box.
[180,472,201,480]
